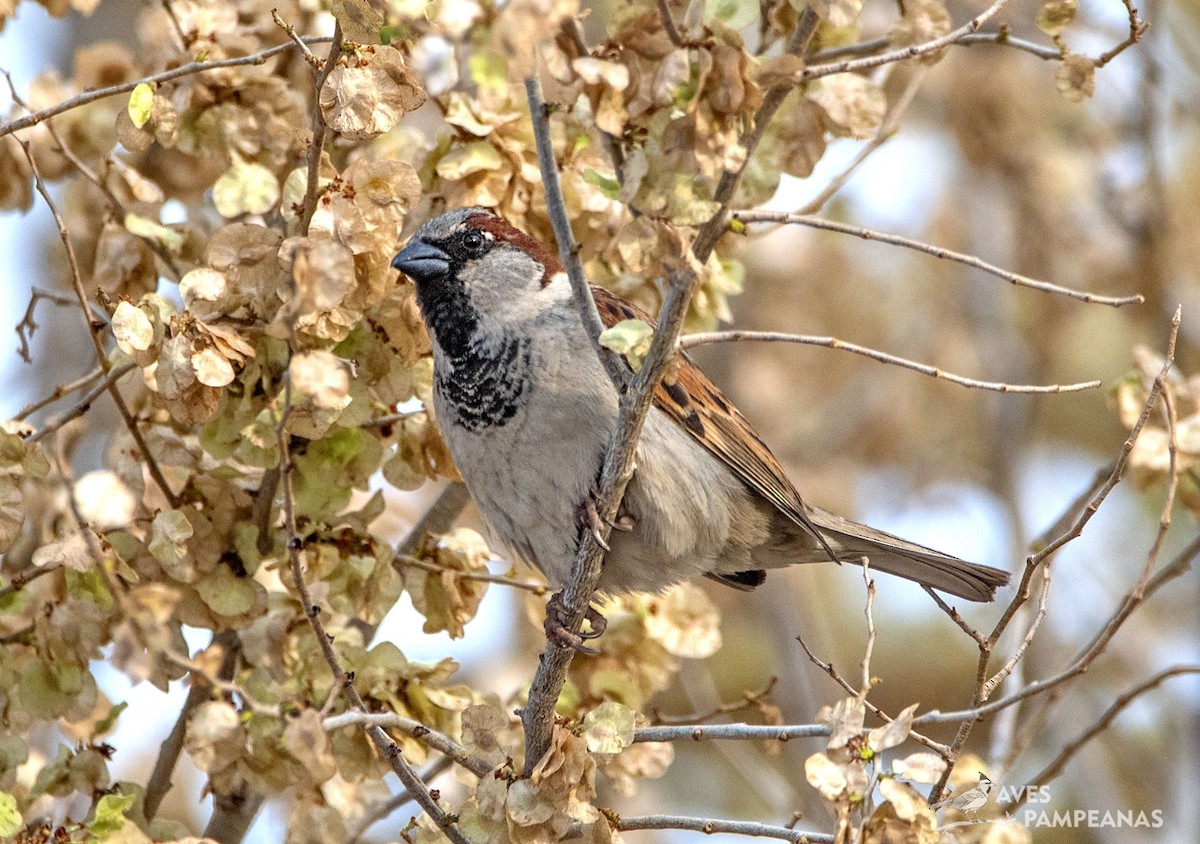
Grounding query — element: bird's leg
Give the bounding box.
[543,591,609,654]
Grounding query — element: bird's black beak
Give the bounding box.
[392,238,451,284]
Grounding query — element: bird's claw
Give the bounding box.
[543,591,609,654]
[577,497,610,550]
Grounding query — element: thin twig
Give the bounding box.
[394,555,549,594]
[346,757,455,844]
[650,677,778,725]
[806,31,1062,64]
[798,0,1013,83]
[28,363,138,443]
[679,331,1101,394]
[523,74,627,386]
[277,378,471,844]
[15,366,107,421]
[1002,665,1200,811]
[271,10,319,64]
[915,532,1200,727]
[731,212,1143,308]
[957,31,1062,60]
[0,565,59,601]
[794,66,929,216]
[858,564,877,699]
[922,587,988,648]
[633,723,829,743]
[14,286,76,363]
[1095,0,1149,68]
[691,8,822,263]
[299,24,343,232]
[653,0,685,47]
[322,711,493,777]
[0,38,333,139]
[17,140,179,508]
[615,814,833,843]
[980,565,1051,700]
[46,128,183,281]
[795,634,951,756]
[1135,378,1178,592]
[144,630,241,820]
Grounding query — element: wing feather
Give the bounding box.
[590,287,825,538]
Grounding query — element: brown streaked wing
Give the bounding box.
[590,285,816,532]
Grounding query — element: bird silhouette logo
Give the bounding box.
[932,773,994,823]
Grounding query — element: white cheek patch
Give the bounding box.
[549,271,568,286]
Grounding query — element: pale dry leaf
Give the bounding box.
[191,346,237,388]
[1056,53,1095,102]
[289,350,351,411]
[867,703,917,753]
[111,301,154,354]
[32,531,95,572]
[806,74,886,139]
[185,701,244,774]
[319,45,427,140]
[892,751,946,784]
[805,751,848,800]
[641,582,722,658]
[582,701,636,755]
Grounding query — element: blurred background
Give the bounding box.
[2,1,1197,842]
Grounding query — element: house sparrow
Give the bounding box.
[392,207,1008,647]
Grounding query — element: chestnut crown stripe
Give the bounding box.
[466,213,564,287]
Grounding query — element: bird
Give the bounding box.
[931,774,993,822]
[391,207,1009,649]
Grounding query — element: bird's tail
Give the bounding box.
[809,506,1009,602]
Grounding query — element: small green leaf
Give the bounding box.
[127,83,154,129]
[0,792,21,837]
[196,565,259,617]
[704,0,760,29]
[1036,0,1077,36]
[599,319,655,371]
[92,701,129,739]
[582,168,621,200]
[124,213,184,252]
[92,791,136,838]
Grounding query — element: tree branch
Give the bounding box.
[633,723,829,743]
[520,8,824,774]
[17,139,180,508]
[522,74,628,386]
[679,331,1101,393]
[299,23,343,232]
[798,0,1013,83]
[0,38,333,139]
[615,814,834,843]
[276,379,471,844]
[1002,665,1200,811]
[731,212,1143,308]
[322,711,493,777]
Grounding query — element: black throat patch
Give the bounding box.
[416,274,532,433]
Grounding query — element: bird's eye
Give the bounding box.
[461,231,485,252]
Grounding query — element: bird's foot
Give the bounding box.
[543,591,608,654]
[610,505,635,532]
[576,497,610,550]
